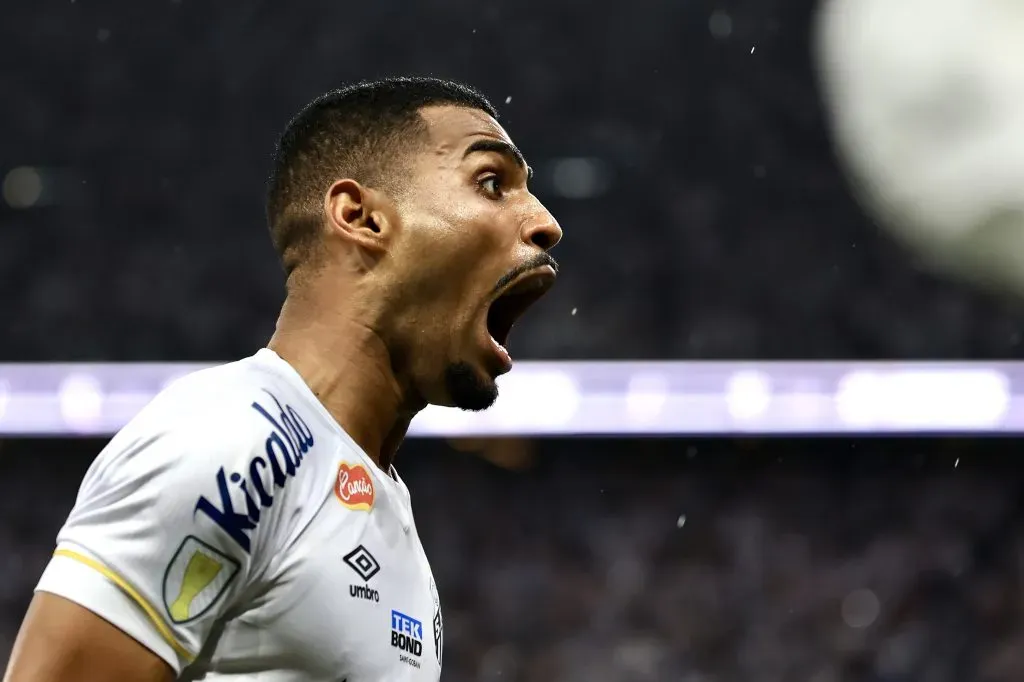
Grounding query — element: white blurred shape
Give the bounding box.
[3,167,43,209]
[836,369,1009,428]
[493,370,580,428]
[835,371,884,427]
[59,374,104,431]
[884,369,1008,427]
[625,372,669,424]
[412,403,475,435]
[815,0,1024,296]
[842,588,880,628]
[550,158,610,199]
[725,370,772,421]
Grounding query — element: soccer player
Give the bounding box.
[4,77,561,682]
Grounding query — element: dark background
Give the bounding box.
[3,438,1024,682]
[5,0,1024,362]
[4,1,1024,680]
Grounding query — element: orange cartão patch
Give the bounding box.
[334,462,375,511]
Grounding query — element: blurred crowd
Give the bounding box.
[2,438,1023,682]
[6,1,1024,681]
[5,0,1024,363]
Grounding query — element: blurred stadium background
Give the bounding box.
[5,0,1024,680]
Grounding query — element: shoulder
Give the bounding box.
[104,355,318,473]
[42,354,340,670]
[78,355,328,556]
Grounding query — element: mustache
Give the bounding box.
[492,252,560,295]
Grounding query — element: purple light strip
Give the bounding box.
[0,361,1018,436]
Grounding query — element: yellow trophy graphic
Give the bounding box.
[169,551,223,622]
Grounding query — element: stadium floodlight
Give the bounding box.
[0,361,1015,436]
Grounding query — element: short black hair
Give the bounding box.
[266,76,498,278]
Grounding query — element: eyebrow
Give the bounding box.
[462,138,533,181]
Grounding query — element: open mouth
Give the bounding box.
[485,266,557,352]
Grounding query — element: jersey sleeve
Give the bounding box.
[35,401,296,674]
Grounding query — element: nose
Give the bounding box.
[521,211,562,252]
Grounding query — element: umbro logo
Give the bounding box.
[344,545,381,582]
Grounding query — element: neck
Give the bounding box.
[267,289,421,471]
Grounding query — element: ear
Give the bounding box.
[324,179,396,257]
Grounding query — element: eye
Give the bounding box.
[478,173,504,199]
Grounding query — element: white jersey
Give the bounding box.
[36,349,443,682]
